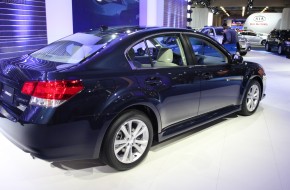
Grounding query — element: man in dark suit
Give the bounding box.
[222,23,238,44]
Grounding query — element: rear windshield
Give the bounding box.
[31,31,126,64]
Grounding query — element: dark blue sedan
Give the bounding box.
[0,26,266,171]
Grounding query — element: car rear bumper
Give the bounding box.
[0,115,100,161]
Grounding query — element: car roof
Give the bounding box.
[202,26,223,29]
[86,26,195,36]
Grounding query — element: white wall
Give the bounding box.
[45,0,73,43]
[190,8,209,29]
[208,12,213,27]
[139,0,164,27]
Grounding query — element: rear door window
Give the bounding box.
[127,34,187,69]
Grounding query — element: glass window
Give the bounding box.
[127,35,187,68]
[31,31,129,64]
[188,36,228,66]
[215,28,224,35]
[249,32,256,36]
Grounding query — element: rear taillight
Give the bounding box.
[21,80,84,107]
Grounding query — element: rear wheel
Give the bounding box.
[240,80,261,116]
[102,110,153,171]
[261,40,266,46]
[265,43,271,52]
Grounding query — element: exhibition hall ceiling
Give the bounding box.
[194,0,289,18]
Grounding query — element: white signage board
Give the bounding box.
[243,13,282,34]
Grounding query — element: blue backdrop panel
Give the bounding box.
[164,0,187,28]
[0,0,47,60]
[72,0,139,33]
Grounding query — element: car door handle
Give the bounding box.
[145,78,162,86]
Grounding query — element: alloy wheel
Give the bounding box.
[246,84,260,112]
[114,119,149,164]
[278,45,283,55]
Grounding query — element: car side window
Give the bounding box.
[127,35,187,69]
[188,36,228,66]
[249,32,256,36]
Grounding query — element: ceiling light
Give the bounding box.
[261,6,269,13]
[242,6,245,17]
[220,6,230,17]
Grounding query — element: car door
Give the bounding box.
[184,34,244,115]
[250,32,260,44]
[244,32,254,44]
[128,33,201,128]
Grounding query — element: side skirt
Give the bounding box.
[158,105,241,142]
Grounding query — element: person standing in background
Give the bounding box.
[222,23,238,44]
[222,23,239,54]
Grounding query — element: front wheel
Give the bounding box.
[261,40,266,46]
[265,43,271,52]
[278,45,284,55]
[102,110,153,171]
[240,80,261,116]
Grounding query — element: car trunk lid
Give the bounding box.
[0,55,76,121]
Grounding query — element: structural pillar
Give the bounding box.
[190,8,209,29]
[281,8,290,29]
[139,0,164,27]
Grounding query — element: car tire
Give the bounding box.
[240,80,261,116]
[240,52,247,56]
[261,40,266,46]
[265,43,271,52]
[102,110,153,171]
[278,45,284,55]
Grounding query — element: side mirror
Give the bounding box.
[232,53,243,64]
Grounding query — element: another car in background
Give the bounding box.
[200,26,250,56]
[239,31,268,46]
[265,29,290,55]
[200,26,224,44]
[237,34,251,56]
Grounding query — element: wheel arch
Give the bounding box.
[109,104,161,140]
[240,75,264,105]
[93,102,161,159]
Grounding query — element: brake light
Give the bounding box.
[21,80,84,107]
